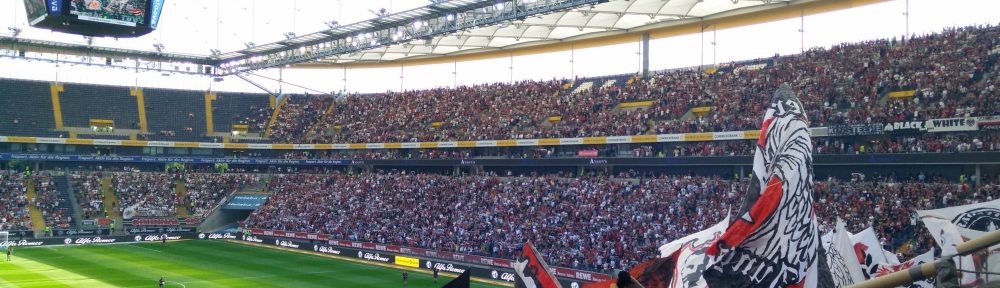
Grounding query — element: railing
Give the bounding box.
[849,230,1000,288]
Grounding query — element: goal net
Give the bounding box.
[0,231,8,251]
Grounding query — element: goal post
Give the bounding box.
[0,231,8,252]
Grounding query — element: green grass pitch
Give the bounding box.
[0,240,508,288]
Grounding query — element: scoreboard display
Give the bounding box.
[25,0,165,37]
[69,0,148,27]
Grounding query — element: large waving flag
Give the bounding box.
[917,198,1000,239]
[849,227,900,279]
[918,199,1000,284]
[922,218,978,286]
[582,216,729,288]
[441,270,471,288]
[872,251,936,288]
[704,84,822,287]
[826,219,865,287]
[513,242,562,288]
[657,215,730,288]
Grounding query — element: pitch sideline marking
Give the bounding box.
[129,245,163,253]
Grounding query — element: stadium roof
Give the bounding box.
[1,0,843,74]
[262,0,794,65]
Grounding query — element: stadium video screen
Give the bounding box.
[68,0,146,27]
[23,0,47,24]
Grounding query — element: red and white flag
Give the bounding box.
[849,227,900,279]
[704,84,822,287]
[873,251,936,288]
[513,241,562,288]
[922,218,978,286]
[826,219,866,287]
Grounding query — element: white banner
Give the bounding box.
[926,117,977,132]
[917,198,1000,239]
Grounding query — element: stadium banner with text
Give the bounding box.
[3,152,1000,167]
[883,121,927,134]
[0,233,198,247]
[52,228,106,236]
[395,256,420,268]
[224,194,271,210]
[245,228,610,283]
[827,123,885,136]
[926,117,978,132]
[0,126,849,152]
[125,227,194,234]
[976,115,1000,130]
[124,218,198,227]
[129,218,180,226]
[0,153,361,166]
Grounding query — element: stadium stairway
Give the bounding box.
[569,81,594,95]
[24,178,46,232]
[245,174,273,193]
[52,174,80,228]
[876,89,892,107]
[304,99,337,140]
[263,96,289,138]
[99,175,122,225]
[175,179,191,218]
[61,173,89,228]
[679,108,698,122]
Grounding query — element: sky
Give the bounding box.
[0,0,999,93]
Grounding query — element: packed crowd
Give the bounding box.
[0,171,30,231]
[70,172,105,219]
[248,25,998,144]
[814,131,1000,154]
[243,170,999,272]
[31,173,72,229]
[182,173,260,216]
[268,96,332,143]
[814,174,999,259]
[244,171,736,271]
[112,171,177,218]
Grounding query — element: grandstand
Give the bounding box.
[1,0,999,287]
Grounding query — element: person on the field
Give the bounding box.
[433,268,439,283]
[159,276,165,288]
[6,247,11,261]
[402,271,409,287]
[162,234,167,245]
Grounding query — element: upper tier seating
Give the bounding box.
[0,79,269,141]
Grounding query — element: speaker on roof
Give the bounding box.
[204,66,213,75]
[18,50,25,57]
[106,58,112,65]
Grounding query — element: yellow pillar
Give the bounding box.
[268,95,276,108]
[204,92,217,134]
[264,97,287,138]
[130,88,147,133]
[49,83,64,129]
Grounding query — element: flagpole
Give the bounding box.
[848,229,1000,288]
